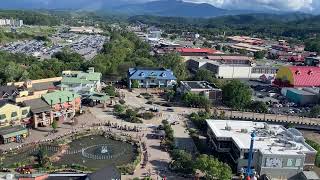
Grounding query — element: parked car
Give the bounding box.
[167,108,174,112]
[171,121,180,125]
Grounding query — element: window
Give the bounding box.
[0,114,6,120]
[11,112,17,118]
[295,159,301,167]
[22,110,28,115]
[287,159,294,167]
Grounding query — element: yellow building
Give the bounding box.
[0,101,30,127]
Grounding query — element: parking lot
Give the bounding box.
[0,32,107,61]
[249,81,312,116]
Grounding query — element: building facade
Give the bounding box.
[128,67,177,89]
[274,66,320,87]
[61,67,102,95]
[0,100,30,128]
[178,81,222,103]
[206,120,317,179]
[42,91,81,122]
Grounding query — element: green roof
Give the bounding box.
[61,77,92,85]
[42,91,81,105]
[0,126,28,139]
[78,72,101,81]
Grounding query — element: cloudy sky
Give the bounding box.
[183,0,320,13]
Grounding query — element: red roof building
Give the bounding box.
[274,66,320,87]
[176,48,222,56]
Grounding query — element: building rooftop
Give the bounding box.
[286,88,317,96]
[23,98,51,114]
[0,99,12,108]
[0,86,18,97]
[176,48,221,54]
[288,66,320,87]
[180,81,220,90]
[30,81,59,91]
[206,55,253,62]
[62,68,102,82]
[206,120,316,155]
[128,67,177,80]
[0,125,28,139]
[42,91,80,105]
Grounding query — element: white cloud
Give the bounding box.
[183,0,319,13]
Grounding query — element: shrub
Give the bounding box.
[113,104,125,114]
[138,112,155,120]
[103,85,116,96]
[119,99,126,104]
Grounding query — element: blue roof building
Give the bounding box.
[128,67,177,89]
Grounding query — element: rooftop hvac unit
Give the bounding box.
[5,174,13,180]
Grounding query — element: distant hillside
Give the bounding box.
[112,0,236,17]
[129,13,320,40]
[129,13,314,27]
[0,0,271,18]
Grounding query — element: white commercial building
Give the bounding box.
[187,58,277,79]
[206,120,317,179]
[69,26,103,34]
[0,19,23,27]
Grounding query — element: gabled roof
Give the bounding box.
[128,67,177,80]
[42,91,80,105]
[288,66,320,87]
[0,86,19,97]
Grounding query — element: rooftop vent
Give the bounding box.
[295,70,301,75]
[225,122,231,131]
[308,70,313,75]
[241,128,248,133]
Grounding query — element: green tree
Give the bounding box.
[222,46,228,52]
[161,33,168,38]
[182,92,211,108]
[131,80,140,88]
[189,111,211,132]
[202,41,212,48]
[254,51,266,59]
[194,69,215,83]
[194,154,232,180]
[36,149,51,168]
[309,105,320,118]
[305,38,320,53]
[238,49,247,55]
[104,85,116,96]
[250,101,268,113]
[222,80,252,109]
[170,149,194,174]
[114,104,125,114]
[170,34,177,40]
[215,44,221,51]
[51,119,58,132]
[157,53,188,80]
